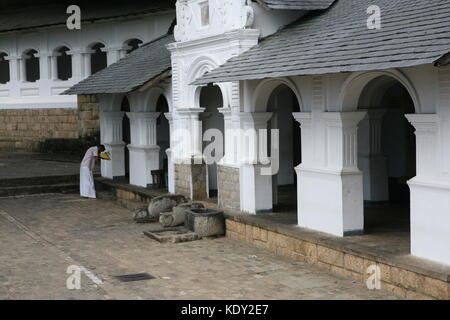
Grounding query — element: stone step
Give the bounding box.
[0,183,79,197]
[0,174,80,187]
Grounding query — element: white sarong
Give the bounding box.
[80,166,96,198]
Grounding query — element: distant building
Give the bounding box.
[0,1,174,151]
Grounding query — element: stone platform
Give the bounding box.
[95,178,450,300]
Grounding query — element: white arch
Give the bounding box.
[52,43,73,54]
[0,48,10,56]
[252,77,303,112]
[86,40,107,51]
[99,93,126,112]
[186,55,230,109]
[140,86,172,112]
[339,70,421,113]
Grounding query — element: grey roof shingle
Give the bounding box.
[63,34,174,95]
[256,0,336,10]
[194,0,450,85]
[0,1,175,34]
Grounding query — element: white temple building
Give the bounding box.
[21,0,450,269]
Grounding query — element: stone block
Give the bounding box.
[185,208,225,237]
[390,267,424,291]
[344,254,364,274]
[419,277,449,300]
[317,246,344,267]
[381,281,407,298]
[406,290,434,300]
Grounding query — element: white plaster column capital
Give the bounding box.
[322,111,367,127]
[405,113,439,132]
[292,112,312,126]
[239,112,273,129]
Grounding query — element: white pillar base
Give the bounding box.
[297,166,364,237]
[409,179,450,265]
[240,163,273,214]
[128,145,160,188]
[102,143,126,179]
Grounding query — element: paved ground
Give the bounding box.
[0,193,399,300]
[0,152,99,179]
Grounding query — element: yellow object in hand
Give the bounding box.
[100,151,111,160]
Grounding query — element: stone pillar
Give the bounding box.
[126,112,161,187]
[217,108,241,210]
[296,111,366,237]
[358,109,389,201]
[404,114,450,264]
[239,112,273,214]
[174,108,208,200]
[100,111,126,179]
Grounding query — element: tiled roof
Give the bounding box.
[194,0,450,85]
[63,34,174,95]
[0,1,175,34]
[256,0,336,10]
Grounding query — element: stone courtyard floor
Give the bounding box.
[0,193,399,300]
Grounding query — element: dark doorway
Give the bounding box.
[121,97,131,181]
[90,43,107,75]
[0,52,10,84]
[267,85,301,213]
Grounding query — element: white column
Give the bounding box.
[239,112,273,214]
[126,112,161,187]
[67,50,84,80]
[404,114,450,264]
[83,51,93,77]
[50,54,59,80]
[218,108,233,166]
[358,109,389,201]
[20,56,27,82]
[36,52,51,80]
[296,111,366,237]
[5,55,20,82]
[165,112,175,193]
[103,46,121,66]
[101,111,126,179]
[177,108,204,162]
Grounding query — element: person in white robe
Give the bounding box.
[80,145,105,198]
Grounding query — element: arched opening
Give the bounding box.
[121,97,131,182]
[23,49,40,82]
[357,76,416,237]
[56,46,72,80]
[156,95,170,189]
[266,84,301,213]
[90,43,107,75]
[199,84,224,198]
[125,38,143,54]
[0,52,10,84]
